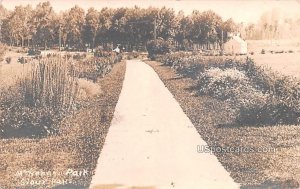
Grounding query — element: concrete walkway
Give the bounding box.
[90,60,239,189]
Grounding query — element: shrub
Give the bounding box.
[77,78,102,100]
[146,39,171,60]
[133,51,139,58]
[72,53,87,61]
[237,97,300,125]
[94,47,114,57]
[76,53,121,82]
[28,48,41,56]
[0,44,7,62]
[161,52,246,79]
[17,47,28,53]
[197,66,300,125]
[5,57,12,64]
[261,49,265,54]
[126,51,139,60]
[18,57,29,64]
[161,52,300,125]
[275,50,284,54]
[0,100,64,138]
[197,68,253,100]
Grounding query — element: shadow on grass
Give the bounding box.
[52,184,88,189]
[167,76,185,81]
[217,121,300,128]
[90,184,156,189]
[241,179,299,189]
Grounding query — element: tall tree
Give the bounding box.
[10,5,33,46]
[98,7,114,49]
[174,11,193,50]
[221,18,237,45]
[65,5,85,48]
[32,1,56,49]
[84,7,99,49]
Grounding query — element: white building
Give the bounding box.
[223,35,247,55]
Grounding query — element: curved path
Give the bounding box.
[90,60,239,189]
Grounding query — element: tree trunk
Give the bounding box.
[92,37,95,49]
[44,40,47,50]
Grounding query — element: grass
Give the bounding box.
[250,53,300,78]
[247,39,300,54]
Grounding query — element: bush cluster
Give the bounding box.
[0,44,7,62]
[94,47,117,58]
[0,96,65,138]
[146,39,171,60]
[28,48,41,56]
[5,57,12,64]
[126,51,139,60]
[161,52,300,125]
[76,52,121,82]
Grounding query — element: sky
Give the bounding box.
[2,0,300,23]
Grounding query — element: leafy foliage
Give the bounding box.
[0,44,6,62]
[77,57,114,82]
[161,53,300,125]
[0,2,238,51]
[146,39,171,59]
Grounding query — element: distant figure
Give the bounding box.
[113,44,124,54]
[113,46,120,54]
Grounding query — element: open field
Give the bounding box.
[246,39,300,77]
[247,39,300,54]
[250,52,300,78]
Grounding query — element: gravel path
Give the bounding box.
[90,60,239,189]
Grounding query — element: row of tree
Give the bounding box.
[242,8,300,40]
[0,2,240,51]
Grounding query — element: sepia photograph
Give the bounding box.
[0,0,300,188]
